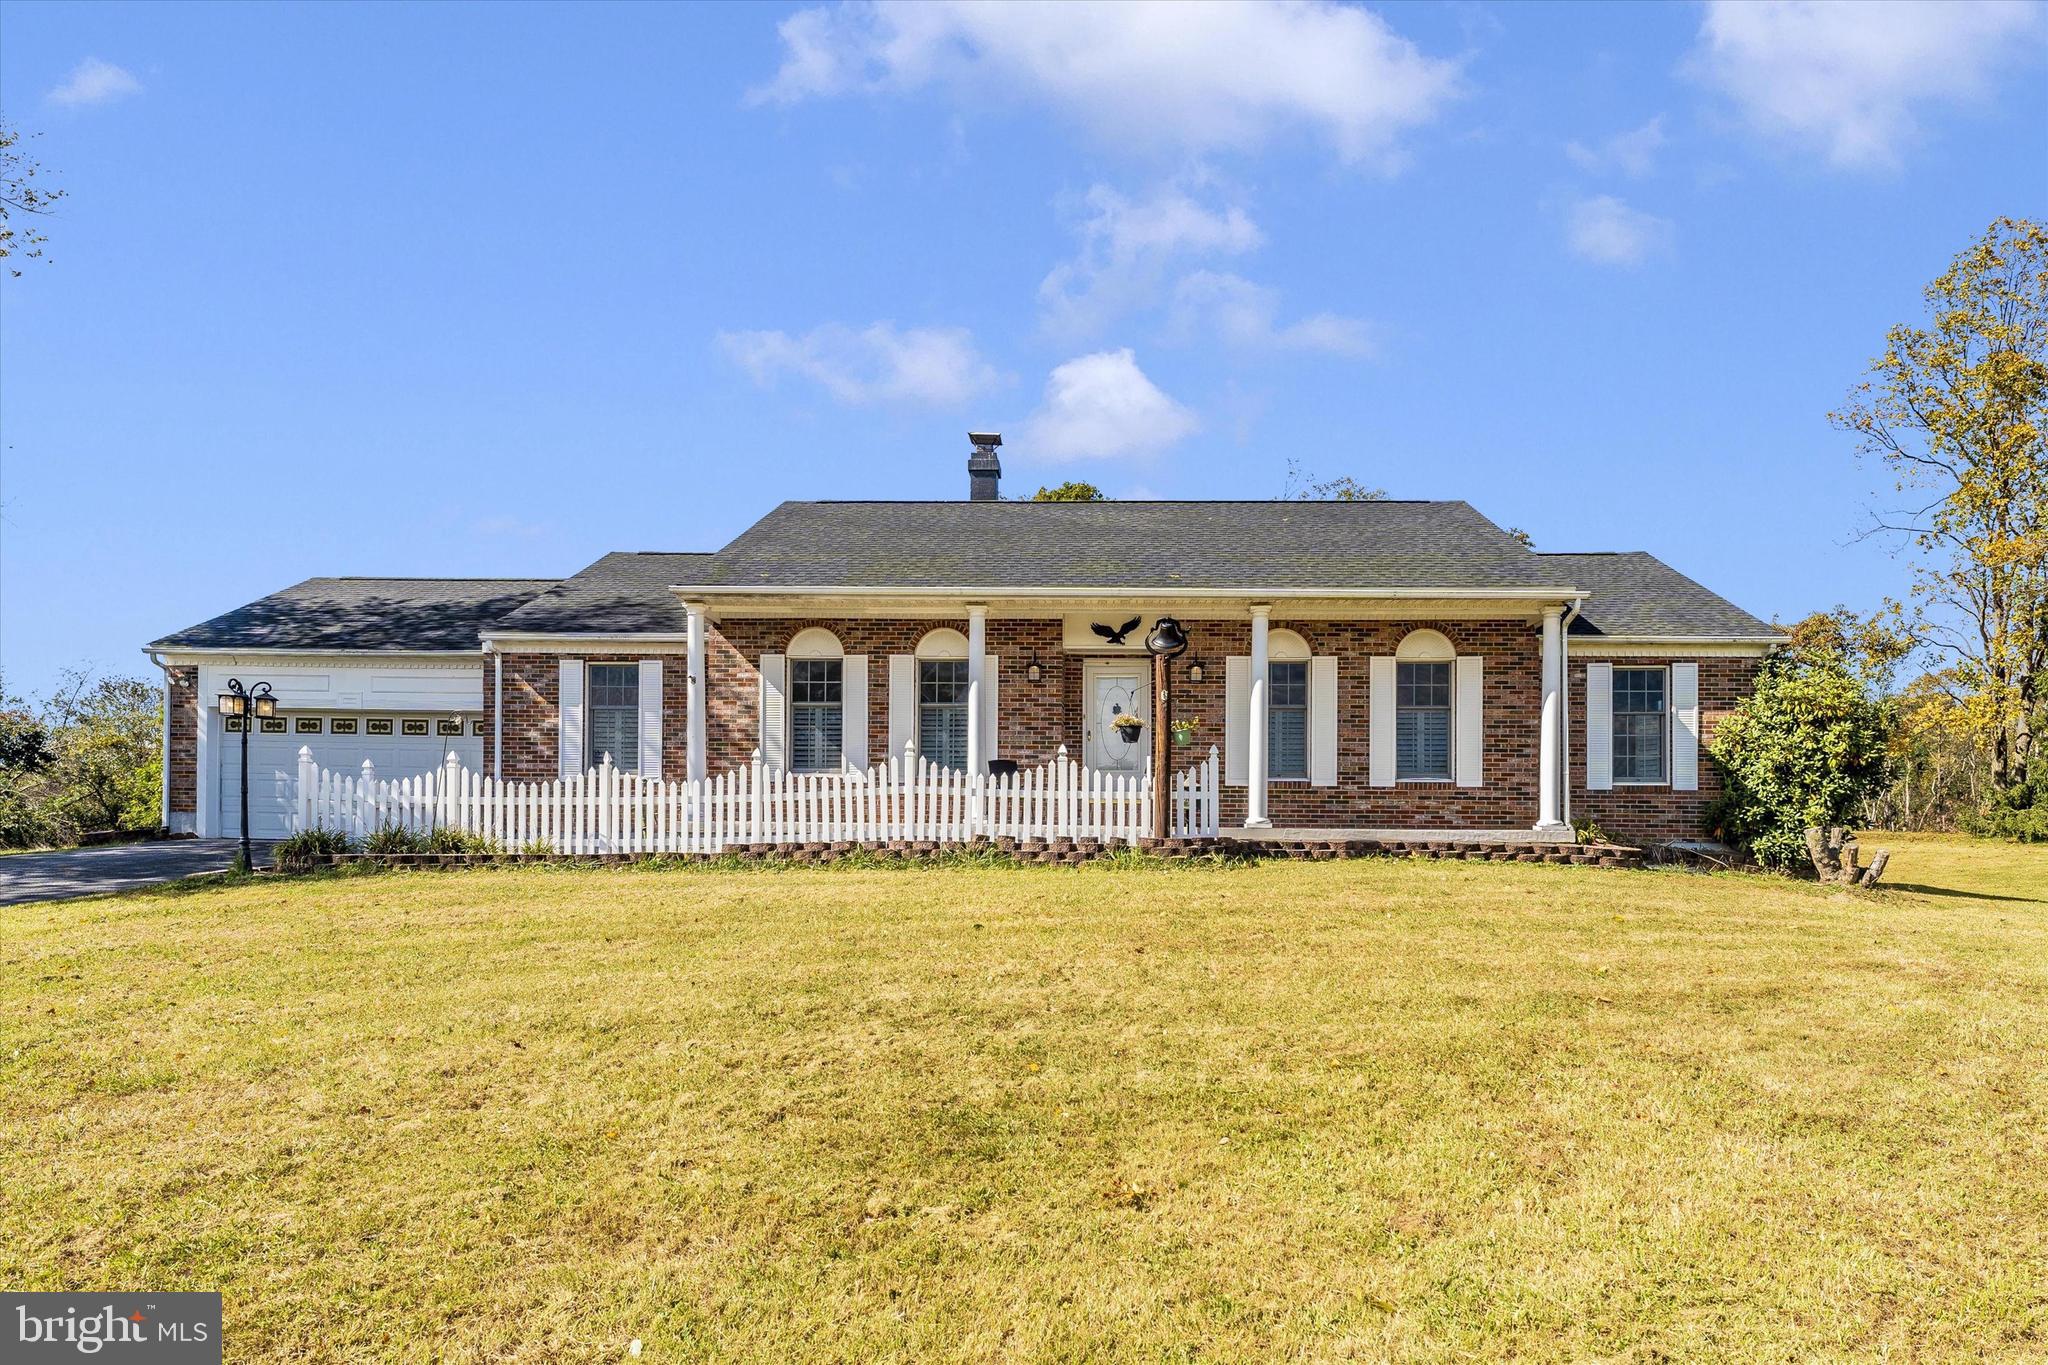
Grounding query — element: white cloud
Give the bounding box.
[1020,350,1198,461]
[1687,0,2045,171]
[717,322,1002,407]
[1564,115,1667,177]
[1039,179,1262,337]
[749,0,1461,168]
[1167,271,1377,357]
[1565,195,1674,267]
[47,57,141,108]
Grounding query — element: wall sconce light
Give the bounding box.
[1025,649,1043,683]
[1186,655,1206,684]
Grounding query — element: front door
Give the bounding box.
[1083,661,1151,774]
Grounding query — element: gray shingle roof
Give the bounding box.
[1542,553,1779,640]
[679,501,1575,592]
[150,578,557,652]
[489,552,715,635]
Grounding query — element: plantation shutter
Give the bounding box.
[1368,656,1396,787]
[558,658,585,780]
[1585,661,1613,791]
[1671,661,1700,792]
[981,655,999,764]
[758,653,787,772]
[637,658,663,779]
[1454,655,1484,788]
[1223,656,1250,786]
[1309,656,1338,787]
[842,655,869,769]
[887,654,915,761]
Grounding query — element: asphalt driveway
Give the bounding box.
[0,839,273,908]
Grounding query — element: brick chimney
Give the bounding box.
[967,432,1002,501]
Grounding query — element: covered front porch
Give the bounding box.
[667,593,1578,841]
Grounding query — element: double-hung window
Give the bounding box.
[789,659,844,773]
[1395,661,1452,781]
[1612,667,1668,784]
[1267,661,1309,780]
[586,664,639,774]
[918,659,970,771]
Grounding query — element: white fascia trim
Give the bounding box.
[1571,637,1780,657]
[482,632,693,642]
[665,584,1585,601]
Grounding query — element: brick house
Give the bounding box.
[147,436,1779,846]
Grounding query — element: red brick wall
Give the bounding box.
[486,624,1765,842]
[1565,654,1763,845]
[1181,618,1545,830]
[166,666,198,816]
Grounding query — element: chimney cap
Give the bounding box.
[968,431,1003,448]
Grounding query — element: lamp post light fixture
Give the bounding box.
[1143,617,1189,841]
[218,678,275,871]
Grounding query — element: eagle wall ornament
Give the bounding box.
[1091,616,1143,645]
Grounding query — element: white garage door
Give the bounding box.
[217,713,484,839]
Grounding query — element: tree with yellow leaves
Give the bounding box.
[1832,217,2046,803]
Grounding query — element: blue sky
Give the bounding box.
[2,0,2044,699]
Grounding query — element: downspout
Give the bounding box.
[145,649,172,829]
[1559,599,1582,832]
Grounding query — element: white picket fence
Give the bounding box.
[294,744,1221,853]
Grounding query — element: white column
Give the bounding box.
[966,605,987,776]
[686,603,708,781]
[1538,604,1565,832]
[1246,604,1271,828]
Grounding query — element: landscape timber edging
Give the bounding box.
[286,836,1651,872]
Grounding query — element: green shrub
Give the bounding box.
[1962,774,2048,842]
[425,828,503,855]
[518,838,555,856]
[1707,652,1897,870]
[363,825,429,854]
[1572,817,1612,846]
[276,827,354,869]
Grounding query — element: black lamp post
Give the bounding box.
[1144,617,1189,841]
[218,678,276,871]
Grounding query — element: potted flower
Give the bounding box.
[1171,716,1200,746]
[1111,713,1144,742]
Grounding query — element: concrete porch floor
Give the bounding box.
[1220,826,1576,844]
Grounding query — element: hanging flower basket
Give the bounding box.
[1171,717,1200,746]
[1112,714,1144,742]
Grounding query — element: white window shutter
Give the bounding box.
[1671,661,1700,792]
[1368,656,1396,788]
[842,655,869,770]
[638,658,663,779]
[1309,656,1338,787]
[1586,661,1613,791]
[887,655,915,761]
[1454,655,1484,788]
[982,655,999,763]
[758,653,787,772]
[1223,656,1250,786]
[558,658,585,779]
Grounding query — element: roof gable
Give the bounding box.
[683,500,1575,593]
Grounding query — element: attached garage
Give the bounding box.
[215,712,484,840]
[148,576,558,838]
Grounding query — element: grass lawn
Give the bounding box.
[4,835,2045,1362]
